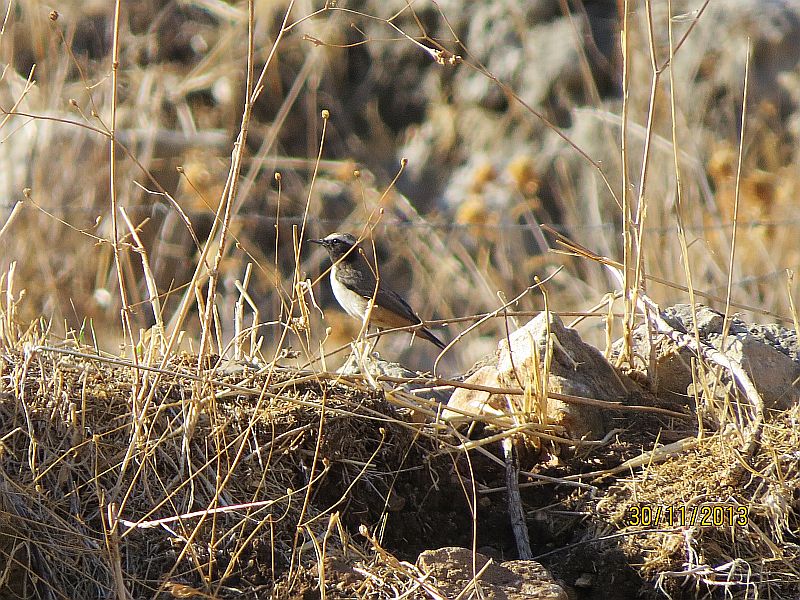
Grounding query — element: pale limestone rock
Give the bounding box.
[446,313,637,439]
[417,546,568,600]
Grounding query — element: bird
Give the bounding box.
[310,232,447,350]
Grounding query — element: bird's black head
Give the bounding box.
[310,232,360,262]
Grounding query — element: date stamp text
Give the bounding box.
[624,504,748,528]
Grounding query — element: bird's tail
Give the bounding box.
[418,326,447,351]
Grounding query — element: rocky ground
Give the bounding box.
[2,300,799,599]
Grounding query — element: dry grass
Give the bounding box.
[596,417,800,597]
[0,1,797,366]
[0,298,423,597]
[0,1,800,598]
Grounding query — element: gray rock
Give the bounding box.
[338,347,453,405]
[617,304,800,410]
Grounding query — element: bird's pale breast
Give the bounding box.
[330,265,369,319]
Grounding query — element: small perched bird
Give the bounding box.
[311,232,446,350]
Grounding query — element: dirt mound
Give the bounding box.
[2,304,799,599]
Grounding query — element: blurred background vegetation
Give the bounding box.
[1,0,798,373]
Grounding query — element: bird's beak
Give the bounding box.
[309,238,324,245]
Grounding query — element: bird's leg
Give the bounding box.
[370,327,383,355]
[353,329,379,359]
[356,312,381,355]
[349,320,372,357]
[351,338,369,376]
[350,328,380,384]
